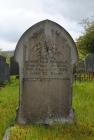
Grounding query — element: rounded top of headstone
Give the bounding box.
[14,19,78,65]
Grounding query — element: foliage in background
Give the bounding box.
[76,18,94,60]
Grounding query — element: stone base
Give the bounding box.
[16,108,74,125]
[16,108,27,124]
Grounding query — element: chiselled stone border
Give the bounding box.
[2,127,10,140]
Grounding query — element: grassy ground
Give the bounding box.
[0,78,94,140]
[0,77,19,140]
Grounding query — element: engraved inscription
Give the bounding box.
[23,28,71,80]
[24,60,70,79]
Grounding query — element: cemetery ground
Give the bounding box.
[0,77,94,140]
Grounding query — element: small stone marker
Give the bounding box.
[15,20,78,124]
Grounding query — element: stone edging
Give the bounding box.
[2,128,10,140]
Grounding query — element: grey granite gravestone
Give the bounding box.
[77,61,85,72]
[10,56,19,75]
[14,20,78,124]
[84,54,94,72]
[0,56,9,84]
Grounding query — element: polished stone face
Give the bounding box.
[15,20,78,124]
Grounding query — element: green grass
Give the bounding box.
[73,81,94,124]
[0,77,19,140]
[0,79,94,140]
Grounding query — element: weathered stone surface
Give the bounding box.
[77,54,94,73]
[85,53,94,72]
[77,61,85,72]
[0,58,9,84]
[2,127,10,140]
[10,56,19,75]
[15,20,78,124]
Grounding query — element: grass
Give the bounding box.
[0,77,19,140]
[0,78,94,140]
[73,81,94,124]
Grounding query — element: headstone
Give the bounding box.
[0,57,10,84]
[14,20,78,124]
[10,56,19,75]
[77,61,85,72]
[85,54,94,72]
